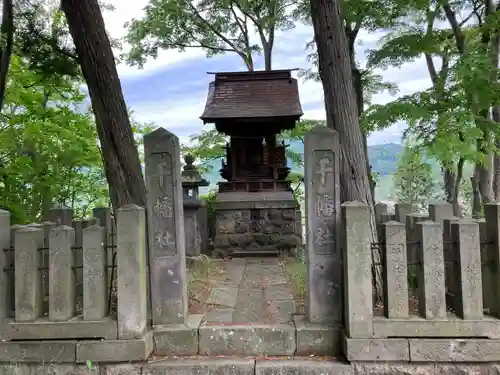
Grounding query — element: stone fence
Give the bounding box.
[0,204,151,363]
[343,200,500,363]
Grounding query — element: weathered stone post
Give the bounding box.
[428,201,453,222]
[45,205,73,304]
[304,126,341,324]
[0,210,9,323]
[342,201,373,338]
[383,221,409,318]
[82,225,108,320]
[374,202,388,224]
[416,221,446,319]
[49,226,76,321]
[452,220,483,319]
[15,227,44,322]
[144,127,188,326]
[92,207,115,281]
[181,154,209,256]
[46,204,73,226]
[116,205,148,339]
[394,203,411,223]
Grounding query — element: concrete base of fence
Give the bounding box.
[344,338,410,361]
[344,336,500,363]
[76,332,153,363]
[373,316,500,339]
[0,340,77,362]
[293,315,342,356]
[1,316,117,340]
[4,359,500,375]
[153,314,203,356]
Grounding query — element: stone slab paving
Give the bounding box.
[203,258,296,324]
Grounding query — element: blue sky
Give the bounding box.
[103,1,434,147]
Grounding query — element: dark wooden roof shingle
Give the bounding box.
[200,70,304,122]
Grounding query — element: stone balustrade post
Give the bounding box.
[83,225,108,321]
[416,221,446,319]
[116,205,148,339]
[451,220,483,319]
[15,227,44,322]
[49,226,76,321]
[342,201,373,338]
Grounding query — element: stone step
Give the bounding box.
[152,316,340,358]
[101,358,354,375]
[198,323,296,356]
[6,359,500,375]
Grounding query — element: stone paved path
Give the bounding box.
[202,258,296,324]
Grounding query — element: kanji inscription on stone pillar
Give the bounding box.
[304,126,341,324]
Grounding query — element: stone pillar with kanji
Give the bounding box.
[304,126,341,324]
[144,127,188,326]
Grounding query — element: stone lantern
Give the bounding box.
[181,154,209,256]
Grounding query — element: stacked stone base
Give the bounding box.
[213,191,302,257]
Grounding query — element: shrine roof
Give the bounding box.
[200,70,304,123]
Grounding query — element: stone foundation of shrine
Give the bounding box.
[212,191,302,257]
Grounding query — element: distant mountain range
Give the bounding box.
[202,142,405,184]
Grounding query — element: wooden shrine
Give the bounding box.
[200,70,303,257]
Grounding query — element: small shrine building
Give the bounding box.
[200,69,304,257]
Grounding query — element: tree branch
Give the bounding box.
[441,0,466,54]
[185,1,253,69]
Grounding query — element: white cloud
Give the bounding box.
[303,107,325,120]
[132,95,207,131]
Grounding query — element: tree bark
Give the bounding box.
[61,0,147,209]
[310,0,380,293]
[0,0,14,112]
[442,166,454,203]
[471,172,482,218]
[310,0,375,214]
[493,107,500,200]
[346,31,376,204]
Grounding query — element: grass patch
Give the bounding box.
[280,247,307,313]
[187,254,220,313]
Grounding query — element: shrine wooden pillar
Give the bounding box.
[266,135,276,179]
[230,137,237,180]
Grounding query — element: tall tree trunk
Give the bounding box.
[310,0,380,294]
[452,159,464,216]
[347,32,376,204]
[263,43,272,71]
[0,0,13,112]
[493,107,500,200]
[310,0,375,212]
[351,68,376,203]
[61,0,147,209]
[471,172,482,218]
[490,31,500,200]
[442,165,454,202]
[476,132,493,207]
[442,160,464,216]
